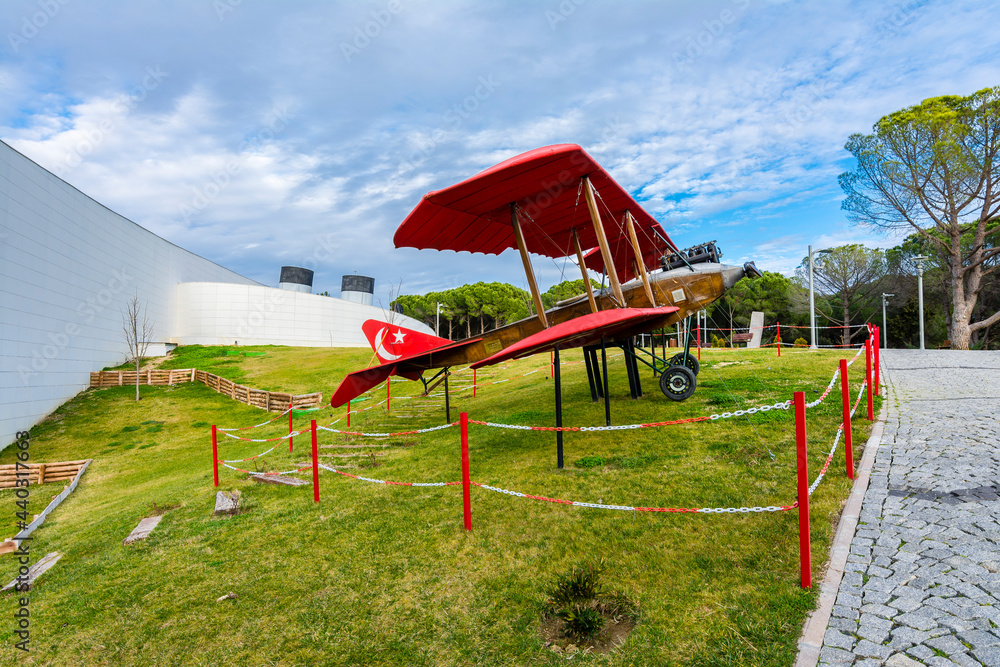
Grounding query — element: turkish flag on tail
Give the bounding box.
[361,320,451,364]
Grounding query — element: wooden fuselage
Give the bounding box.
[421,264,739,369]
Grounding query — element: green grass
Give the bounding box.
[0,345,880,666]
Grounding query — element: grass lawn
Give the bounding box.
[0,344,880,666]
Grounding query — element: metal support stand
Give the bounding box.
[444,368,451,424]
[601,337,611,426]
[583,346,600,402]
[683,316,693,362]
[554,345,563,469]
[623,340,639,399]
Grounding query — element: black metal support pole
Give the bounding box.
[629,339,643,397]
[683,316,693,363]
[590,346,604,398]
[662,327,667,369]
[554,345,563,469]
[444,368,451,423]
[601,336,611,426]
[623,342,638,399]
[583,345,599,402]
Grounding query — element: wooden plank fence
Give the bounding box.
[0,460,90,489]
[89,369,322,412]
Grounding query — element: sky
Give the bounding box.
[2,0,999,302]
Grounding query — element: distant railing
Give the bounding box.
[89,369,322,412]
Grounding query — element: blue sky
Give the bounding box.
[2,0,998,301]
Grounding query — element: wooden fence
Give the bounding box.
[0,460,90,489]
[89,369,197,387]
[89,369,322,412]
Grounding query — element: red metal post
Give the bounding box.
[346,399,351,427]
[697,322,701,361]
[461,412,472,531]
[873,326,881,397]
[840,358,854,480]
[794,391,811,588]
[211,425,219,488]
[311,419,320,503]
[473,369,477,398]
[777,321,781,357]
[550,351,554,379]
[288,402,294,453]
[865,339,874,421]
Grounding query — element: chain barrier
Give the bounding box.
[216,405,293,432]
[315,464,797,514]
[808,380,867,496]
[221,429,304,443]
[223,463,314,476]
[317,422,458,438]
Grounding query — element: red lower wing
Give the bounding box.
[470,307,678,369]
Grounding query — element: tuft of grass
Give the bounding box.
[548,563,604,608]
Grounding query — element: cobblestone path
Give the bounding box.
[818,350,1000,667]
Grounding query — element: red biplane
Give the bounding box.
[331,144,759,459]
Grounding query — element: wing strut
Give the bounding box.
[626,211,657,305]
[583,177,625,306]
[572,228,599,314]
[511,203,549,328]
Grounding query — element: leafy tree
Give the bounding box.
[541,278,601,310]
[795,245,886,346]
[712,271,796,342]
[394,282,530,340]
[840,87,1000,349]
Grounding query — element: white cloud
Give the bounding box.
[2,0,998,291]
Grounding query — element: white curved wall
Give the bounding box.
[173,283,432,347]
[1,140,426,450]
[0,141,262,448]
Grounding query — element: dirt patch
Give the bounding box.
[148,502,180,516]
[540,613,636,655]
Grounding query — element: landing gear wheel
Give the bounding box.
[660,365,697,401]
[668,352,700,376]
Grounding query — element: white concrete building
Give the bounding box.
[0,141,431,449]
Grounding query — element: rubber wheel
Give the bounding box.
[668,352,700,376]
[660,365,697,401]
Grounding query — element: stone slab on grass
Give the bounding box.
[2,551,62,591]
[123,515,163,545]
[214,491,241,515]
[251,474,307,486]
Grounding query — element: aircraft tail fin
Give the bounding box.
[361,320,451,365]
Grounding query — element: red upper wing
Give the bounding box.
[393,144,674,271]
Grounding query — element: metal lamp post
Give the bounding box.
[436,302,441,337]
[913,256,927,350]
[808,245,817,349]
[882,293,894,348]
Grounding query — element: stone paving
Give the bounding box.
[818,350,1000,667]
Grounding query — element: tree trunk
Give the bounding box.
[841,295,851,347]
[135,357,141,401]
[949,251,974,350]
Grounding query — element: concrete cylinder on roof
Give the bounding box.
[341,275,374,306]
[278,266,314,293]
